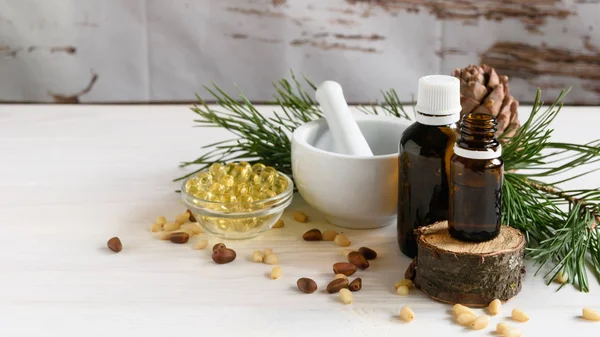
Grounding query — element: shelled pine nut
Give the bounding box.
[271,266,282,280]
[399,306,414,322]
[582,308,600,321]
[456,313,475,326]
[452,304,476,317]
[339,288,353,304]
[469,315,490,330]
[488,299,502,315]
[511,309,529,322]
[194,239,209,250]
[252,250,265,262]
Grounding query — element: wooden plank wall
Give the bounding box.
[0,0,598,104]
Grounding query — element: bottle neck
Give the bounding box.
[454,113,502,160]
[415,110,460,126]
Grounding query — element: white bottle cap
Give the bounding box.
[415,75,461,126]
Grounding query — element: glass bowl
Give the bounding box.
[181,170,294,239]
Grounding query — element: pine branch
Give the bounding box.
[178,72,600,291]
[525,180,600,230]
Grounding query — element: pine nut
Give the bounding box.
[334,234,351,247]
[511,308,529,322]
[252,250,265,262]
[504,328,523,337]
[488,299,502,315]
[394,279,413,290]
[341,249,353,258]
[322,229,338,241]
[334,273,348,280]
[302,229,322,241]
[327,278,349,293]
[292,211,308,223]
[396,285,409,296]
[348,278,362,292]
[347,251,369,270]
[556,271,569,284]
[497,322,512,334]
[399,306,414,322]
[181,223,202,235]
[194,239,209,250]
[469,315,490,330]
[263,248,273,256]
[170,232,190,244]
[271,266,282,280]
[107,237,122,252]
[456,312,476,326]
[156,216,167,225]
[582,308,600,321]
[264,254,279,265]
[150,223,162,232]
[163,222,180,232]
[357,246,377,260]
[212,248,236,264]
[175,212,190,225]
[272,219,284,228]
[339,288,353,304]
[453,304,477,317]
[158,231,172,240]
[297,277,317,293]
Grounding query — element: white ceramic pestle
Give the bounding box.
[315,81,373,156]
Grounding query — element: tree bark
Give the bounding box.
[413,221,526,307]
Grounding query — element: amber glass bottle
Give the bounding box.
[449,113,503,242]
[398,75,461,257]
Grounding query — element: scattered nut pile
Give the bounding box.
[107,206,600,331]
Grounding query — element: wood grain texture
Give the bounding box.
[2,0,599,104]
[418,221,524,255]
[0,105,599,336]
[415,221,525,306]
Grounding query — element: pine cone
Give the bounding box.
[452,64,520,139]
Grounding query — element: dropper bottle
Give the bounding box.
[449,113,503,242]
[397,75,461,258]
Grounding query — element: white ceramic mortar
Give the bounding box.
[291,115,410,229]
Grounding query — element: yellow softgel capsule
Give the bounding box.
[250,173,262,185]
[249,185,267,198]
[239,195,254,204]
[222,193,237,203]
[230,165,249,182]
[234,183,249,196]
[251,163,266,174]
[264,190,277,199]
[238,161,252,171]
[210,182,226,195]
[209,163,224,176]
[185,178,200,194]
[224,162,237,175]
[261,171,276,186]
[219,174,235,187]
[196,171,213,187]
[273,176,289,194]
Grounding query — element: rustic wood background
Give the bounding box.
[1,0,599,104]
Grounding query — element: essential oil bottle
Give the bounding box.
[449,113,503,242]
[397,75,461,258]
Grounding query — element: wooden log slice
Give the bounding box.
[413,221,525,307]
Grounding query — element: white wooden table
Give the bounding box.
[0,104,598,337]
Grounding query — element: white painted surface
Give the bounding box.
[0,104,599,337]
